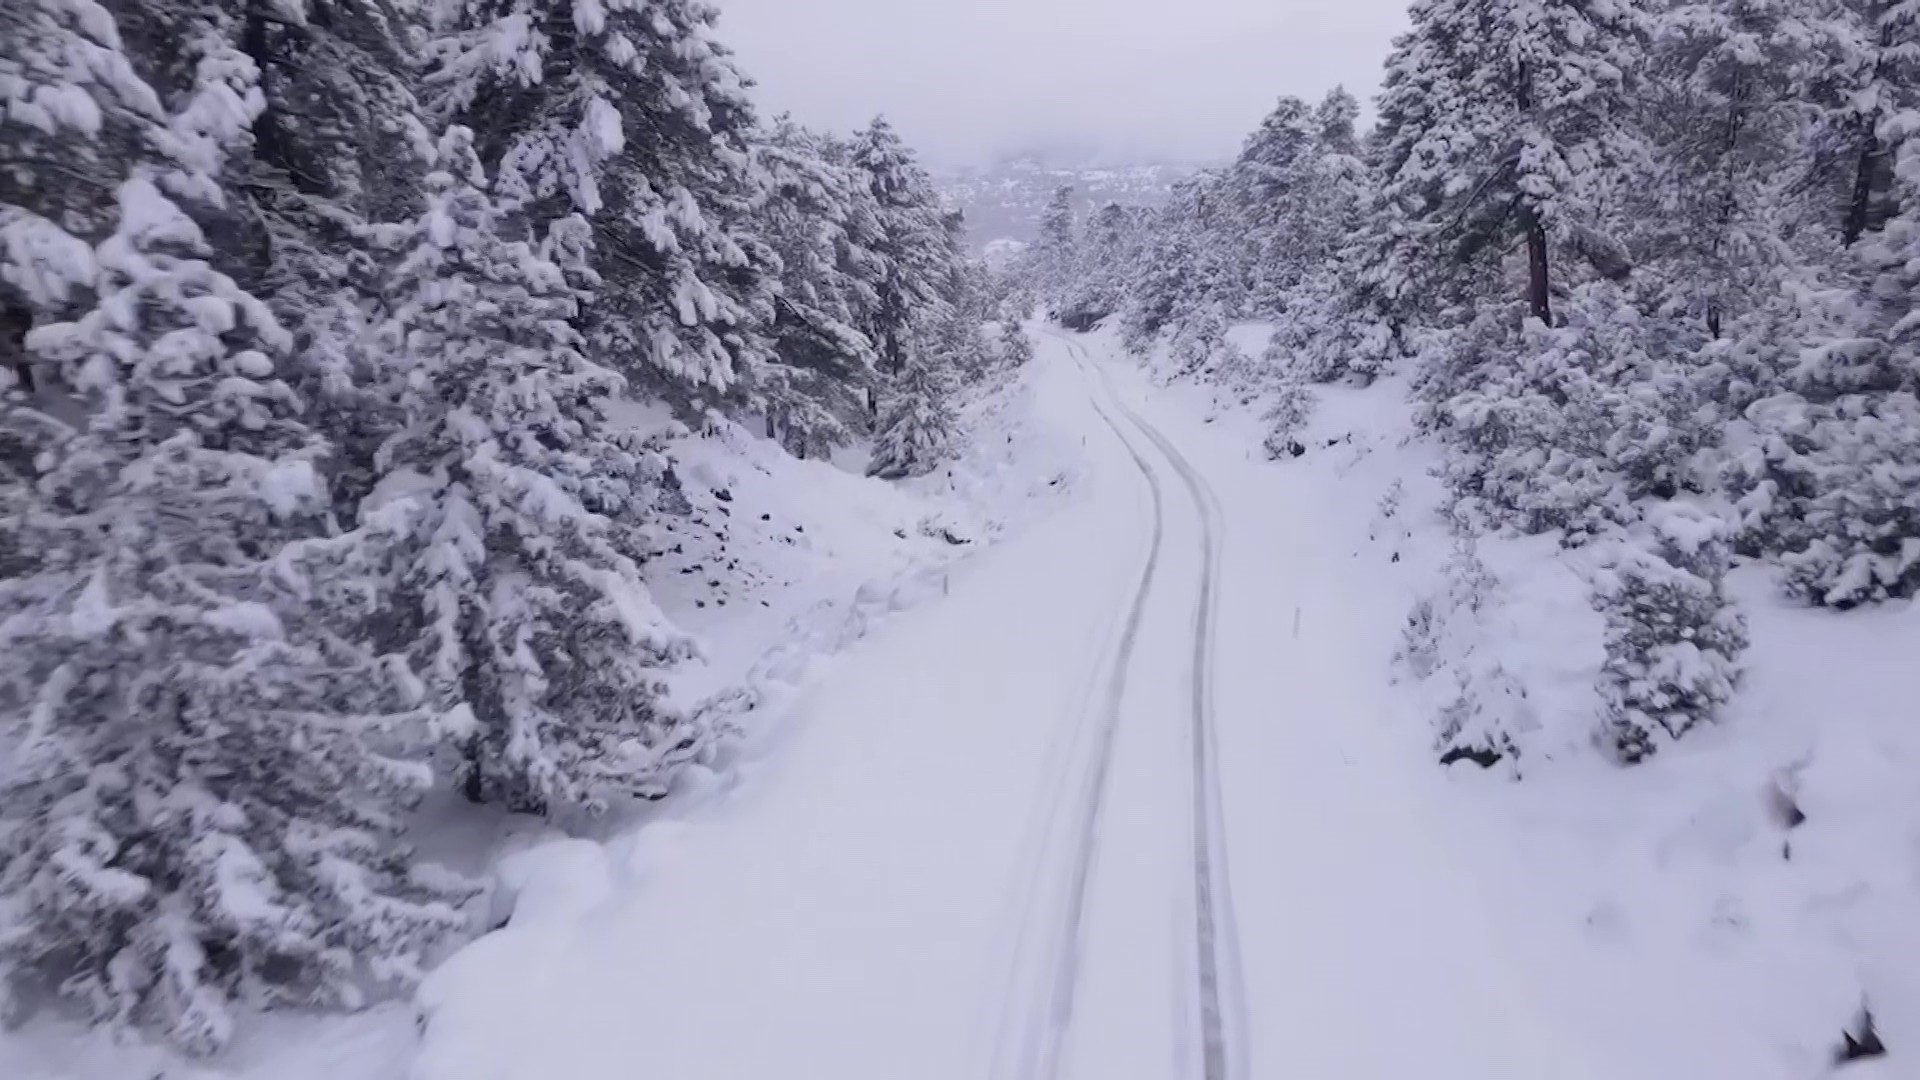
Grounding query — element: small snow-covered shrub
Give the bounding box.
[1593,506,1749,763]
[1166,303,1229,380]
[999,290,1036,326]
[1270,266,1400,385]
[998,322,1035,369]
[1733,392,1920,607]
[1434,667,1531,770]
[1119,316,1158,359]
[1394,538,1531,770]
[1260,373,1317,459]
[1421,288,1721,542]
[868,360,955,479]
[1205,339,1260,394]
[1056,285,1116,332]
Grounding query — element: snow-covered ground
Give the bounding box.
[409,328,1600,1080]
[8,328,1915,1080]
[1140,320,1918,1080]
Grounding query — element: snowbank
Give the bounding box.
[1129,318,1920,1079]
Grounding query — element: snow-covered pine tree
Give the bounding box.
[1805,0,1919,247]
[1118,178,1214,354]
[998,318,1036,369]
[1,12,469,1050]
[1736,129,1920,606]
[359,126,699,814]
[423,0,776,402]
[867,352,955,480]
[1371,0,1648,324]
[1279,73,1443,385]
[850,116,956,377]
[1226,88,1373,380]
[750,118,884,456]
[224,0,437,509]
[1635,0,1824,338]
[1595,506,1749,762]
[1057,201,1148,331]
[1223,96,1322,317]
[1313,85,1363,156]
[1025,183,1078,307]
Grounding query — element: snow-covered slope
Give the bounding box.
[1139,319,1918,1079]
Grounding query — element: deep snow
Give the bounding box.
[408,329,1604,1080]
[7,329,1916,1080]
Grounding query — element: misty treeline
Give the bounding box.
[0,0,1027,1050]
[1016,0,1918,766]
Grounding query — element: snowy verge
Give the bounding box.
[405,361,1082,1080]
[632,358,1082,756]
[1114,318,1918,1080]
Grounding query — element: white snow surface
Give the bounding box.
[7,328,1917,1080]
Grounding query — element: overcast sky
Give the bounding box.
[708,0,1411,167]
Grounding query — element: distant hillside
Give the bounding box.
[936,157,1199,250]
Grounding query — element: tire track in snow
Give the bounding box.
[1062,334,1248,1080]
[991,336,1171,1080]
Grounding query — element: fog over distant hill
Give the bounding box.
[935,156,1204,250]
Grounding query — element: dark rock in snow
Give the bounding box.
[1835,1006,1887,1065]
[1439,745,1503,769]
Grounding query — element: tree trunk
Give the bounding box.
[1842,133,1881,248]
[1524,209,1551,324]
[1843,19,1898,248]
[463,737,485,804]
[1512,58,1550,325]
[1707,77,1746,339]
[3,307,31,392]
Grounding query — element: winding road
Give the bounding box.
[986,333,1246,1080]
[407,329,1598,1080]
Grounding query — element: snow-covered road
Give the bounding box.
[411,332,1608,1080]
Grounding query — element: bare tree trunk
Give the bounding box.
[463,737,485,804]
[1524,209,1552,324]
[1842,133,1882,248]
[1706,75,1747,339]
[3,300,32,392]
[1513,60,1551,325]
[1843,21,1897,248]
